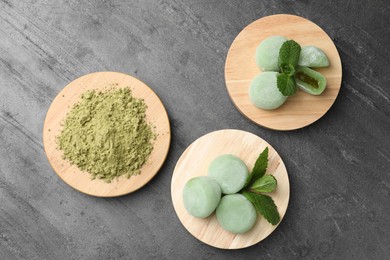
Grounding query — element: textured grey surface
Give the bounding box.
[0,0,389,259]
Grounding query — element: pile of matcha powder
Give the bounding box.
[57,87,155,182]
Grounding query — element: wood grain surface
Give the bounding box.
[225,14,342,130]
[43,72,170,197]
[171,129,289,249]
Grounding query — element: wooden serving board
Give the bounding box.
[225,14,342,130]
[43,72,171,197]
[171,129,289,249]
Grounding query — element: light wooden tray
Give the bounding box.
[225,14,342,130]
[171,129,289,249]
[43,72,170,197]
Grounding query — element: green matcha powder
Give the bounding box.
[57,87,155,182]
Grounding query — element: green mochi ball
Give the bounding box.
[298,46,329,67]
[295,66,327,95]
[208,154,249,194]
[183,176,222,218]
[255,35,287,71]
[216,194,257,234]
[249,72,287,110]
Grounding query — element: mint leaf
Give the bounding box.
[244,147,268,188]
[280,63,295,76]
[249,175,277,193]
[278,40,301,68]
[242,191,280,225]
[276,40,301,96]
[277,73,296,96]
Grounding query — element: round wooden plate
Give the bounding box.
[43,72,171,197]
[225,14,342,130]
[171,129,289,249]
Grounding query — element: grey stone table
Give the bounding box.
[1,0,389,259]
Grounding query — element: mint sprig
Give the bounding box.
[277,40,301,96]
[242,191,280,225]
[244,147,268,188]
[277,73,296,96]
[249,175,277,193]
[240,147,280,226]
[278,40,301,67]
